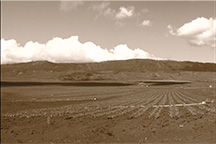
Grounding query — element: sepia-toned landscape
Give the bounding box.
[1,1,216,143]
[1,59,216,143]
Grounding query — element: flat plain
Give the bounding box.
[1,60,216,143]
[1,81,216,143]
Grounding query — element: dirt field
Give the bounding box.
[1,81,216,143]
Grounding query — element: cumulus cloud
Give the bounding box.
[142,20,151,26]
[91,2,116,18]
[168,17,216,47]
[59,1,84,12]
[167,25,174,35]
[1,36,159,64]
[91,3,150,23]
[115,6,134,19]
[91,3,135,20]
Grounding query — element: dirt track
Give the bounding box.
[1,83,216,143]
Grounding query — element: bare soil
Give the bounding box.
[1,80,216,143]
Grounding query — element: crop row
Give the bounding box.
[173,90,216,114]
[3,89,215,119]
[148,92,167,119]
[129,90,166,119]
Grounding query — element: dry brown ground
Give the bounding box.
[1,82,216,143]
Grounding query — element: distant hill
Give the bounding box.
[1,59,216,82]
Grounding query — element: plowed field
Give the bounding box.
[1,83,216,143]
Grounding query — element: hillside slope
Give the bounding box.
[1,59,215,82]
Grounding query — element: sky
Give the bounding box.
[1,1,216,64]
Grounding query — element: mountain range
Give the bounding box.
[1,59,215,82]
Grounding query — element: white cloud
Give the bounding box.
[142,20,151,26]
[115,6,134,19]
[1,36,160,64]
[168,17,216,47]
[91,3,135,20]
[91,2,116,18]
[91,3,149,23]
[59,1,84,12]
[167,25,174,35]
